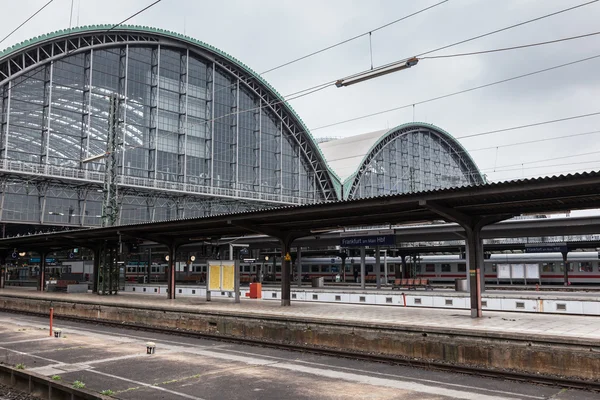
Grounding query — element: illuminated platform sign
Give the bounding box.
[525,244,567,253]
[340,235,395,247]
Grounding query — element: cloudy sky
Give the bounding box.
[2,0,600,185]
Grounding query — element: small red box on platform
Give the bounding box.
[249,283,262,299]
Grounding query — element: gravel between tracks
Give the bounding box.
[0,382,38,400]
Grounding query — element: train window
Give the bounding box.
[457,263,466,272]
[276,265,281,273]
[366,264,374,273]
[425,264,435,272]
[542,263,556,272]
[559,263,574,272]
[415,264,422,273]
[302,265,309,273]
[345,265,352,273]
[579,262,593,272]
[441,264,451,272]
[491,264,497,273]
[311,265,319,273]
[243,266,250,272]
[330,265,338,273]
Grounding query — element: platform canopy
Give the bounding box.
[1,171,600,251]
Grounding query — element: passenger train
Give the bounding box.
[35,252,600,285]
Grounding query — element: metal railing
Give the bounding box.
[0,159,313,205]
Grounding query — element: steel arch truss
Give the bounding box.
[0,27,338,213]
[347,125,485,199]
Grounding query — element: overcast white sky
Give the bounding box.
[2,0,600,188]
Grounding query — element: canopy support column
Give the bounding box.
[419,200,512,318]
[38,251,47,292]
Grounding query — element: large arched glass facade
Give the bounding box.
[0,26,339,230]
[345,123,485,199]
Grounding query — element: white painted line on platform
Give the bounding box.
[1,337,53,345]
[90,370,206,400]
[213,347,546,400]
[0,346,61,364]
[274,362,517,400]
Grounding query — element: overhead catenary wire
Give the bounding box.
[467,129,600,153]
[415,0,599,58]
[0,0,55,46]
[455,111,600,140]
[259,0,449,75]
[480,149,600,172]
[336,0,599,85]
[420,30,600,60]
[310,53,600,132]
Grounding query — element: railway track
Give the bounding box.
[2,307,599,394]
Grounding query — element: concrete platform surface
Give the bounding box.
[1,288,600,343]
[0,311,597,400]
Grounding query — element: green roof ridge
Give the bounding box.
[340,122,485,198]
[0,24,342,198]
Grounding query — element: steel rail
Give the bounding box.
[1,308,598,393]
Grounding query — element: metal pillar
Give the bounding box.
[398,254,406,279]
[280,239,292,306]
[360,247,366,290]
[147,248,152,284]
[92,248,100,293]
[375,246,381,289]
[102,94,119,227]
[38,251,46,292]
[561,251,569,286]
[296,246,302,288]
[0,266,4,289]
[465,228,483,318]
[167,245,177,300]
[340,251,347,283]
[419,200,511,318]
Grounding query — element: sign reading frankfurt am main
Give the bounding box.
[340,235,395,247]
[340,229,395,247]
[525,243,567,253]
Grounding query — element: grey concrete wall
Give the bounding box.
[1,295,599,381]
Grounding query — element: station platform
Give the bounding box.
[1,287,599,381]
[0,287,599,342]
[121,283,600,316]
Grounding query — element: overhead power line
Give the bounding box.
[467,129,600,153]
[456,111,600,140]
[338,0,599,84]
[310,53,600,132]
[260,0,449,75]
[481,149,600,172]
[0,0,55,46]
[108,0,162,31]
[415,0,599,58]
[421,30,600,60]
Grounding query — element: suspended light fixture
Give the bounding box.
[335,57,419,87]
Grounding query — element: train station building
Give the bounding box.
[0,26,484,236]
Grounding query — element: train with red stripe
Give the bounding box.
[83,251,600,285]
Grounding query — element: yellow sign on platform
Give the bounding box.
[284,252,291,261]
[208,260,238,292]
[208,264,221,291]
[221,263,235,291]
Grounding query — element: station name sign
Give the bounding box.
[340,230,395,247]
[525,243,567,253]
